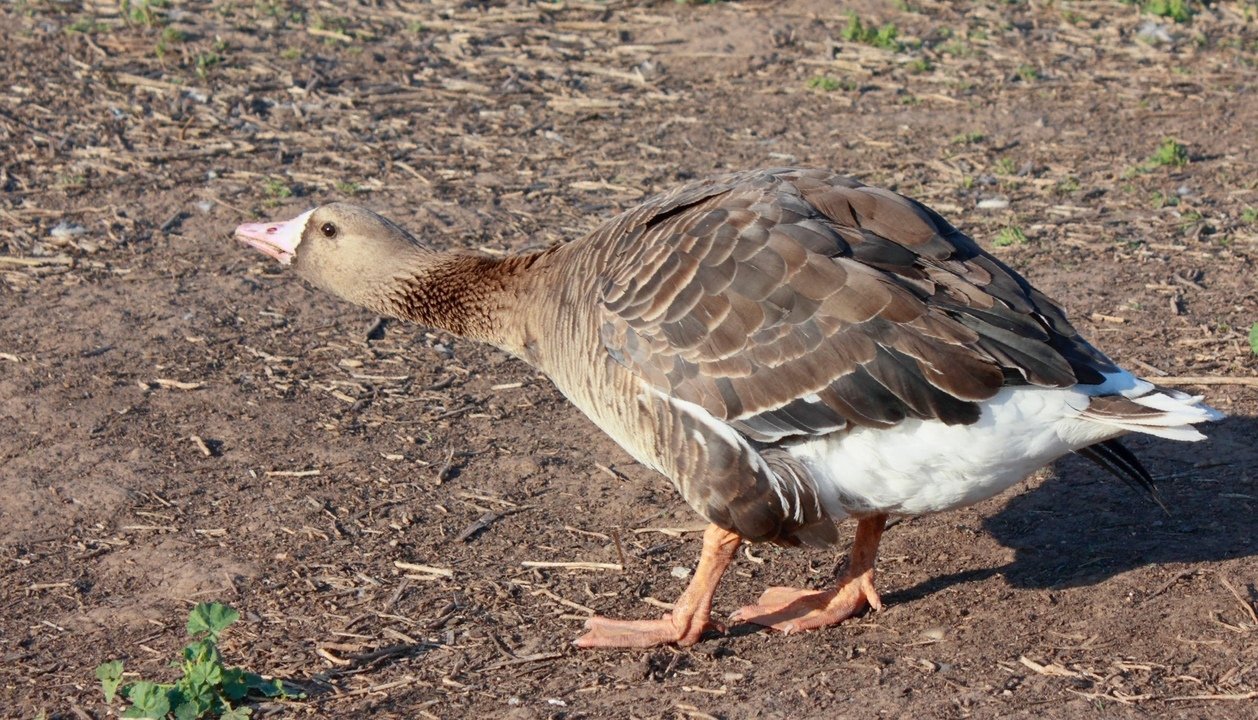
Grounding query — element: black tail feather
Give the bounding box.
[1076,439,1168,514]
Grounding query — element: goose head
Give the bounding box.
[235,203,429,312]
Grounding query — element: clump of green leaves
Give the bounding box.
[841,13,902,51]
[1148,138,1189,168]
[1142,0,1193,23]
[1126,138,1189,177]
[97,603,300,719]
[1242,207,1258,224]
[993,225,1028,247]
[1015,64,1039,82]
[1249,322,1258,356]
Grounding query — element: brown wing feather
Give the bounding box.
[599,168,1114,442]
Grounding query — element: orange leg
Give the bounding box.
[731,514,887,634]
[574,523,742,649]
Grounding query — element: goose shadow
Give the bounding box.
[887,414,1257,601]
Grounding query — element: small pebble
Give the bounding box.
[49,221,86,240]
[671,566,692,579]
[977,197,1010,211]
[195,200,215,213]
[1136,20,1172,45]
[922,626,946,641]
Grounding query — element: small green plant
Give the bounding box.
[807,75,843,91]
[995,157,1017,175]
[66,17,107,34]
[97,603,300,719]
[262,177,293,206]
[993,225,1028,247]
[121,0,170,27]
[279,47,300,60]
[195,51,222,79]
[1126,138,1189,176]
[1015,64,1039,82]
[155,26,184,60]
[1178,209,1204,232]
[334,181,363,195]
[908,57,933,73]
[841,13,902,51]
[1249,322,1258,356]
[1241,207,1258,224]
[951,131,984,145]
[1150,190,1180,208]
[1148,138,1189,168]
[939,38,969,56]
[1142,0,1193,23]
[1056,177,1081,193]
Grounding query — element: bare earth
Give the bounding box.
[2,1,1256,718]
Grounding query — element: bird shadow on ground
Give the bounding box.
[888,414,1257,602]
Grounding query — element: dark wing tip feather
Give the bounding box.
[1076,439,1168,514]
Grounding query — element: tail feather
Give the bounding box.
[1080,387,1223,442]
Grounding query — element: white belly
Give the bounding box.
[786,386,1120,517]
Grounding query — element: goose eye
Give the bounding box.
[320,222,337,238]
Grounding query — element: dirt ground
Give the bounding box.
[2,1,1256,718]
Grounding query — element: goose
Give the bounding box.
[235,168,1221,649]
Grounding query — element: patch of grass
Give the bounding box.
[407,20,426,33]
[1148,137,1189,168]
[309,13,349,32]
[841,13,902,52]
[1241,207,1258,224]
[334,181,363,196]
[908,57,933,73]
[96,602,301,719]
[1015,64,1039,82]
[279,47,300,60]
[806,75,848,91]
[939,38,970,56]
[1127,138,1189,176]
[66,17,108,34]
[263,178,293,206]
[155,26,184,60]
[1142,0,1193,23]
[994,157,1017,175]
[195,51,222,79]
[1249,323,1258,356]
[56,173,87,188]
[121,0,170,28]
[951,131,984,145]
[1150,190,1180,208]
[1056,177,1081,193]
[1178,209,1204,232]
[993,225,1028,247]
